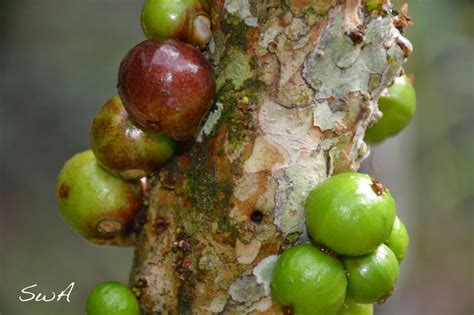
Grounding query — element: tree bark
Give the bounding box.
[130,0,411,313]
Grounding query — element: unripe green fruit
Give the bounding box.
[56,150,142,245]
[141,0,212,47]
[337,299,373,315]
[271,244,347,315]
[305,173,396,256]
[365,75,416,143]
[86,281,140,315]
[90,96,175,179]
[385,216,409,262]
[343,244,399,304]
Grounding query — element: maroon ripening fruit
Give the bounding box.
[118,39,215,140]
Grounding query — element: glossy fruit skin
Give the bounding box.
[343,244,399,304]
[86,281,140,315]
[305,173,396,256]
[90,96,175,179]
[365,75,416,143]
[56,150,142,245]
[271,244,347,315]
[118,39,215,140]
[337,299,373,315]
[141,0,211,46]
[385,216,409,262]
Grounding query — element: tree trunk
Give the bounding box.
[130,0,411,313]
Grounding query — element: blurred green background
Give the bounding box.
[0,0,472,314]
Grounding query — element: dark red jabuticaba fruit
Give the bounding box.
[118,39,215,140]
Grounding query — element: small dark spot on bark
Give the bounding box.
[346,26,365,45]
[250,210,263,224]
[154,216,169,233]
[268,41,278,53]
[58,183,69,199]
[174,232,191,252]
[371,178,387,196]
[134,278,148,289]
[159,170,175,190]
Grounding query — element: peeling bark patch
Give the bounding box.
[229,275,265,304]
[233,172,261,202]
[224,0,258,26]
[259,98,328,236]
[253,254,278,295]
[303,7,407,100]
[209,294,228,313]
[243,136,286,173]
[236,239,262,264]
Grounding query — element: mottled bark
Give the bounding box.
[130,0,411,313]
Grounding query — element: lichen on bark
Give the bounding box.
[129,0,412,313]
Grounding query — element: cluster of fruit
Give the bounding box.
[53,0,416,313]
[56,0,214,247]
[271,173,409,315]
[56,1,214,314]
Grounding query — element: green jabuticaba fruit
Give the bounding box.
[305,172,396,256]
[385,216,409,262]
[141,0,211,47]
[56,150,142,245]
[271,244,347,315]
[343,244,400,304]
[86,281,140,315]
[90,96,175,179]
[365,75,416,143]
[337,299,373,315]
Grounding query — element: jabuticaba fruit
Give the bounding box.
[271,244,347,315]
[305,173,396,256]
[141,0,212,47]
[90,96,175,179]
[118,39,215,140]
[343,244,400,304]
[56,150,142,245]
[365,75,416,143]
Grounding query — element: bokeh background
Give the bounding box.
[0,0,472,314]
